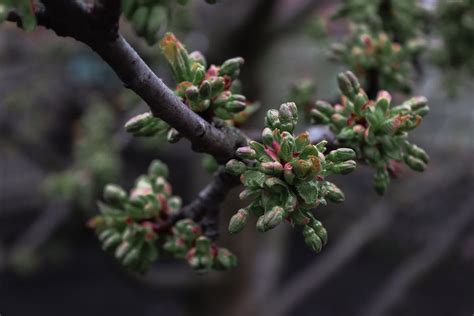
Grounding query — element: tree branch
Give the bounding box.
[25,0,246,163]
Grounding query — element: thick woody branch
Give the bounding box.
[27,0,246,163]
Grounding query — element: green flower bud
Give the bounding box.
[375,90,391,113]
[125,112,155,133]
[295,132,311,152]
[303,226,322,253]
[265,109,280,129]
[225,100,246,113]
[315,100,334,117]
[199,80,212,99]
[337,72,354,97]
[345,70,360,93]
[310,109,330,124]
[331,160,357,175]
[406,144,429,164]
[262,127,274,146]
[115,241,131,259]
[185,86,200,102]
[236,146,257,160]
[279,132,296,162]
[225,159,247,175]
[122,248,140,266]
[190,63,206,84]
[214,248,237,270]
[260,206,286,231]
[283,163,295,185]
[326,148,356,162]
[167,128,182,143]
[103,184,127,206]
[228,208,249,233]
[148,160,169,178]
[260,161,284,176]
[102,233,121,251]
[404,155,426,172]
[189,51,207,68]
[373,169,389,195]
[324,182,345,203]
[209,77,225,97]
[219,57,244,77]
[310,219,328,246]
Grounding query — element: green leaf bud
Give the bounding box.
[315,100,334,117]
[219,57,244,77]
[148,160,169,178]
[260,161,284,176]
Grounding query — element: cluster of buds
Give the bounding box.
[310,71,429,195]
[329,26,424,93]
[0,0,36,31]
[225,102,357,252]
[122,0,217,45]
[89,159,236,273]
[88,160,182,273]
[435,0,474,74]
[163,219,237,272]
[125,32,255,142]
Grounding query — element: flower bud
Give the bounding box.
[373,169,389,195]
[310,219,328,246]
[292,159,313,179]
[102,233,121,251]
[236,146,257,160]
[214,248,237,270]
[225,100,246,113]
[315,100,334,117]
[404,155,426,172]
[148,160,169,178]
[295,132,310,151]
[209,77,225,96]
[190,63,206,84]
[219,57,244,77]
[406,144,429,164]
[167,128,182,143]
[279,132,296,162]
[228,208,249,233]
[337,72,354,97]
[283,163,295,185]
[331,160,357,175]
[189,51,207,68]
[115,241,131,259]
[103,184,127,206]
[324,182,345,203]
[310,109,330,124]
[185,86,199,102]
[265,109,280,129]
[345,70,361,93]
[262,127,274,146]
[122,248,140,266]
[225,159,246,175]
[261,206,286,231]
[303,226,322,253]
[326,148,356,162]
[376,90,391,113]
[199,80,212,99]
[260,161,284,176]
[125,112,155,133]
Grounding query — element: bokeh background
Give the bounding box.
[0,1,473,315]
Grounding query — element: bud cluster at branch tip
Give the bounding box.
[124,32,259,143]
[88,159,236,273]
[225,102,357,252]
[311,71,429,195]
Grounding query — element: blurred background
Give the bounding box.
[0,0,473,315]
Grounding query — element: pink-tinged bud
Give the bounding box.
[236,146,257,160]
[377,90,392,104]
[159,33,191,82]
[260,161,283,175]
[353,124,366,134]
